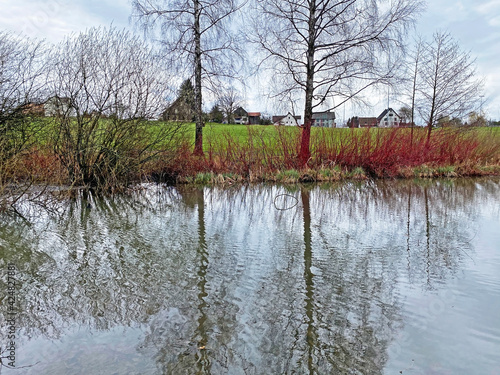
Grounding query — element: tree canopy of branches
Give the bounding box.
[132,0,245,155]
[416,32,483,140]
[252,0,424,165]
[49,26,181,189]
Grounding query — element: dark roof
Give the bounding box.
[358,117,378,125]
[312,111,335,120]
[377,108,400,121]
[234,107,247,117]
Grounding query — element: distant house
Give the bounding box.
[247,112,261,125]
[44,96,76,117]
[161,97,194,122]
[377,108,402,127]
[22,102,45,116]
[272,112,301,126]
[312,111,336,127]
[233,107,248,124]
[348,116,378,128]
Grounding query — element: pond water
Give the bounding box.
[0,179,499,374]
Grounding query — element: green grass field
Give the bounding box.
[29,117,500,151]
[154,122,500,151]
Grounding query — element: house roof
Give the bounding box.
[272,112,301,123]
[247,112,261,117]
[234,107,247,116]
[312,111,335,120]
[377,108,400,121]
[358,117,377,122]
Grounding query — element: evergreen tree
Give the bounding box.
[209,104,223,123]
[178,79,195,113]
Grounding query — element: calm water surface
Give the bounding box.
[0,179,499,374]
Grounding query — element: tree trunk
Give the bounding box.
[427,95,436,144]
[427,39,442,145]
[298,0,316,166]
[193,0,204,155]
[410,43,420,148]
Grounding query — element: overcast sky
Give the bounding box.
[1,0,499,121]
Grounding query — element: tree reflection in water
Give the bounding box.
[0,179,498,374]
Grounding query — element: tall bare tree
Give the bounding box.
[417,31,483,141]
[252,0,424,165]
[132,0,245,155]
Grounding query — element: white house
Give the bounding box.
[44,96,76,117]
[377,108,402,127]
[272,112,301,126]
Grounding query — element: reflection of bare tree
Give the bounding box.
[300,188,315,375]
[407,184,412,274]
[193,188,210,373]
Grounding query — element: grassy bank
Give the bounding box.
[160,124,500,183]
[3,121,500,190]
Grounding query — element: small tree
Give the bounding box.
[162,79,196,122]
[418,32,483,141]
[399,106,412,124]
[209,104,224,123]
[468,112,487,127]
[217,86,243,124]
[178,79,196,113]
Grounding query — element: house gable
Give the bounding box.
[377,108,402,127]
[273,112,301,126]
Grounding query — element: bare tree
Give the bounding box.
[252,0,424,165]
[405,37,425,130]
[217,86,243,124]
[398,106,412,123]
[417,32,483,140]
[132,0,245,155]
[48,27,181,189]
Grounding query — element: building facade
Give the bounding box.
[377,108,402,127]
[312,111,336,127]
[272,112,302,126]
